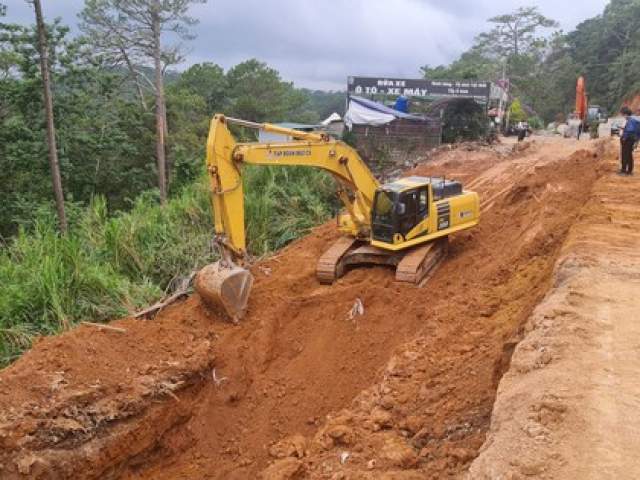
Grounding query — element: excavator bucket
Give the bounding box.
[194,262,254,323]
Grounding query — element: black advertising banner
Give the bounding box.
[347,76,491,100]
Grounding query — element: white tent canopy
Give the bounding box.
[344,101,395,129]
[343,96,423,130]
[321,112,342,125]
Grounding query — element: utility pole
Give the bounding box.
[31,0,67,233]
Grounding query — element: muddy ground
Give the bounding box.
[0,134,632,479]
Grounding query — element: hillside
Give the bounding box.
[4,135,639,479]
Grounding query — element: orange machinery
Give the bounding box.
[574,76,587,126]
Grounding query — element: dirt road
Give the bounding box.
[0,134,634,479]
[469,141,640,479]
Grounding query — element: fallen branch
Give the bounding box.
[134,290,189,319]
[135,272,195,319]
[81,322,126,333]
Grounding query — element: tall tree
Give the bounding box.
[0,19,159,236]
[567,0,640,111]
[225,59,308,123]
[422,48,499,81]
[175,61,227,110]
[78,0,150,110]
[29,0,67,234]
[475,7,559,59]
[79,0,206,204]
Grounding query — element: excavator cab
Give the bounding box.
[371,189,397,243]
[371,184,431,245]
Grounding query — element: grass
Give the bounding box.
[0,166,335,367]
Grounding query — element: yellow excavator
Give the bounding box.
[194,115,479,322]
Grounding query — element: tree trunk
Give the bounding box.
[619,29,630,101]
[152,2,167,204]
[163,66,171,184]
[33,0,67,233]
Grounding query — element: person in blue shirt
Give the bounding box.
[619,106,638,176]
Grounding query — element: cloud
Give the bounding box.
[7,0,610,90]
[188,0,471,89]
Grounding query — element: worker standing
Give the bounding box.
[517,121,526,142]
[618,107,638,176]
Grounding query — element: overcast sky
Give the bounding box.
[8,0,610,90]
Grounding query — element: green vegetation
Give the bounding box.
[0,4,346,367]
[442,98,487,143]
[508,99,528,123]
[0,167,335,367]
[422,2,640,123]
[0,19,343,239]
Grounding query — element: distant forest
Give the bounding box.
[0,15,343,237]
[422,2,640,123]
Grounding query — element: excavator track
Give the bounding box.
[396,237,449,285]
[317,238,406,284]
[316,237,359,284]
[317,236,448,285]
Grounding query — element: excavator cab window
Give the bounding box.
[397,187,430,237]
[372,190,397,243]
[372,187,430,243]
[418,189,428,213]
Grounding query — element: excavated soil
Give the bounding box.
[469,141,640,479]
[0,136,607,479]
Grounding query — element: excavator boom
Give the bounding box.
[575,76,587,124]
[196,115,381,320]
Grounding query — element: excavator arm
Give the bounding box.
[205,114,380,265]
[197,114,380,321]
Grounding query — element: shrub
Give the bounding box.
[0,169,336,367]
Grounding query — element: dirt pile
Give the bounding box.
[0,137,606,479]
[259,142,605,479]
[0,302,220,478]
[469,142,640,479]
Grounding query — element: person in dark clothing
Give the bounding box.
[619,106,638,176]
[517,121,526,142]
[577,121,583,139]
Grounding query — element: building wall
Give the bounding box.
[351,119,442,171]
